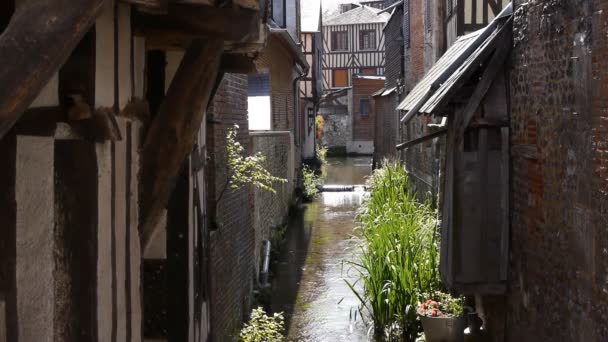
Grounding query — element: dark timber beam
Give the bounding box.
[140,39,223,252]
[132,5,259,42]
[0,0,105,140]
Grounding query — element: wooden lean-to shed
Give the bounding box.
[396,3,513,294]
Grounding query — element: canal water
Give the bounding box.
[270,156,373,341]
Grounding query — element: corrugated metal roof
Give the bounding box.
[324,6,390,26]
[383,87,396,96]
[397,30,484,116]
[371,88,386,97]
[398,2,513,123]
[420,20,511,114]
[301,0,322,32]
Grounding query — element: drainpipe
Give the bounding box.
[293,60,308,148]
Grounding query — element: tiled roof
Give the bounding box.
[324,5,390,26]
[301,0,322,32]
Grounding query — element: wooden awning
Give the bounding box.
[397,3,513,124]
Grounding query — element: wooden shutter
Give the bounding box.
[333,69,348,87]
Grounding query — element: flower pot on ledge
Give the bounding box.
[420,315,467,342]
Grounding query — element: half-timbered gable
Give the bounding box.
[322,5,389,90]
[446,0,508,46]
[300,0,322,159]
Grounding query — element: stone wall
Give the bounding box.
[250,131,295,281]
[319,90,351,154]
[501,1,608,340]
[206,73,255,341]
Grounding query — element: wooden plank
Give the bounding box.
[140,39,223,253]
[440,114,456,286]
[499,127,509,281]
[454,25,512,141]
[0,0,105,140]
[132,5,259,42]
[477,128,489,282]
[396,128,447,150]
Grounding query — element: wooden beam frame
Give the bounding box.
[396,128,448,151]
[140,38,223,253]
[454,23,512,142]
[132,4,260,42]
[0,0,105,140]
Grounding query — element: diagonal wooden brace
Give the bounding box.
[140,38,223,253]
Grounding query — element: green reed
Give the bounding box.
[346,161,441,341]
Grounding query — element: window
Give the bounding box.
[332,69,348,88]
[360,98,371,117]
[272,0,286,27]
[331,31,348,51]
[359,30,376,50]
[248,73,271,130]
[360,68,376,75]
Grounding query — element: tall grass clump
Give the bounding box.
[346,161,441,340]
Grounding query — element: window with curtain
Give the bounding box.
[331,31,348,51]
[359,30,376,50]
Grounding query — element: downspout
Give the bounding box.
[293,57,308,148]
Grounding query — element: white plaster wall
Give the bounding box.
[143,211,167,259]
[96,0,116,108]
[118,3,132,109]
[30,73,59,107]
[15,136,54,342]
[96,141,113,342]
[165,51,185,91]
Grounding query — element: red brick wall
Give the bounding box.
[504,1,608,340]
[405,0,426,90]
[352,77,384,141]
[206,73,255,341]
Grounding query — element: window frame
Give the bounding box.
[359,98,371,118]
[331,30,349,51]
[359,29,376,50]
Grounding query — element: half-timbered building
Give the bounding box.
[0,1,276,341]
[322,5,390,90]
[299,0,323,160]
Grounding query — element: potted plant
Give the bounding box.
[417,292,469,342]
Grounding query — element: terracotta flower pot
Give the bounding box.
[420,315,467,342]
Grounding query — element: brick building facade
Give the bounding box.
[206,74,256,341]
[502,1,608,340]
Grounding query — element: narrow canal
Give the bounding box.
[270,156,373,341]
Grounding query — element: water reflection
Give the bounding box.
[270,157,373,341]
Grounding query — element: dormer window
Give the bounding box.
[359,30,376,50]
[331,31,348,51]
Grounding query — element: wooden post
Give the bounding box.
[0,0,105,139]
[140,38,223,252]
